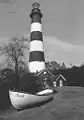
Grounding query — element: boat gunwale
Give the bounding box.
[9,88,53,96]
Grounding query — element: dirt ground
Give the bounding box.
[1,86,84,120]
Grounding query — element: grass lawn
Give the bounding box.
[1,86,84,120]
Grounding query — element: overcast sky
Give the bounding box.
[0,0,84,66]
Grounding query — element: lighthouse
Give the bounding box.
[29,3,45,73]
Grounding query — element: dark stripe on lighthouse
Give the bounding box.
[31,14,42,23]
[29,51,45,62]
[30,31,43,41]
[30,10,42,23]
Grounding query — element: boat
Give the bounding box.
[9,89,53,109]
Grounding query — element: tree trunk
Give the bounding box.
[15,59,19,89]
[15,59,18,73]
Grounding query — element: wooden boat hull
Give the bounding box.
[9,89,53,109]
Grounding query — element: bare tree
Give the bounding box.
[0,37,29,75]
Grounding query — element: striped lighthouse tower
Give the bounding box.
[29,3,45,73]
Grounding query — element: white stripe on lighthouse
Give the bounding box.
[31,22,42,32]
[29,61,45,73]
[30,40,44,52]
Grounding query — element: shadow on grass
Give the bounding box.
[17,97,54,112]
[53,89,58,94]
[0,84,12,111]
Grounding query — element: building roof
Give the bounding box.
[55,74,66,82]
[36,69,55,77]
[54,74,66,81]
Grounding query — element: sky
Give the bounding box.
[0,0,84,67]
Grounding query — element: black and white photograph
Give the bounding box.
[0,0,84,120]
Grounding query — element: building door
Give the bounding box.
[59,80,63,86]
